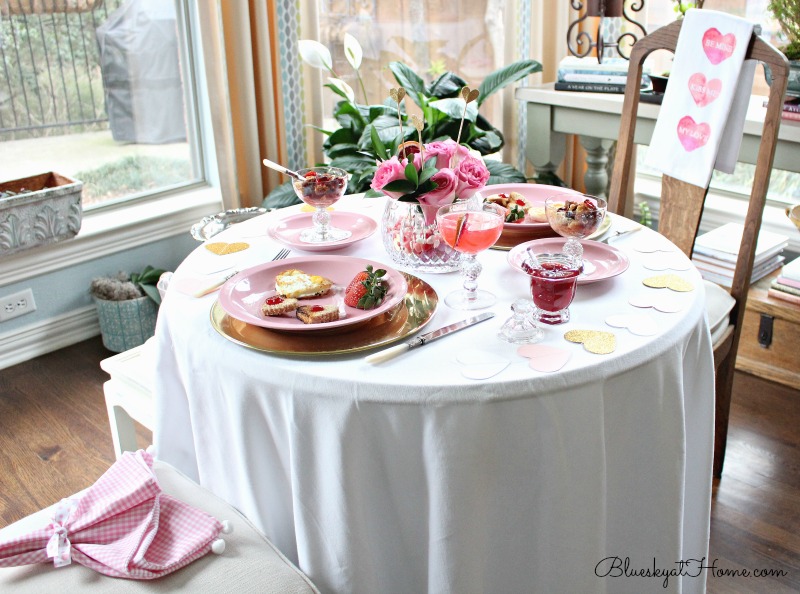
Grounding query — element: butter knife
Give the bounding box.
[365,312,495,364]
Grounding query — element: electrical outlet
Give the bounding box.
[0,288,36,322]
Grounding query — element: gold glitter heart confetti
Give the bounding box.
[564,329,616,355]
[642,274,694,292]
[205,241,250,255]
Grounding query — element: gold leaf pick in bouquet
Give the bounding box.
[389,87,407,145]
[456,86,479,146]
[411,114,425,159]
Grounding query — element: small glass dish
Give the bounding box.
[498,299,543,344]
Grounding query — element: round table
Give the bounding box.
[154,195,714,594]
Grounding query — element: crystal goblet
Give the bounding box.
[522,252,581,325]
[291,167,351,243]
[436,201,505,310]
[544,194,607,275]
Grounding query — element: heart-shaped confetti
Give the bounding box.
[642,253,691,271]
[643,274,694,292]
[605,313,658,336]
[456,350,510,380]
[517,344,571,372]
[629,291,687,313]
[631,237,678,254]
[564,330,616,354]
[205,241,250,255]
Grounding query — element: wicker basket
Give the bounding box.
[1,0,103,15]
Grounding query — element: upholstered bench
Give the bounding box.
[0,459,319,593]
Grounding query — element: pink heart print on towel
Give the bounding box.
[688,73,722,107]
[702,28,736,65]
[677,116,711,152]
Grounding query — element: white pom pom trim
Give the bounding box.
[211,538,226,554]
[221,520,233,534]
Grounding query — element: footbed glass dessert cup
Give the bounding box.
[523,252,581,325]
[545,193,607,275]
[436,200,505,310]
[291,166,351,243]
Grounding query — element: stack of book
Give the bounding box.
[692,223,789,288]
[768,257,800,305]
[555,57,642,94]
[762,94,800,121]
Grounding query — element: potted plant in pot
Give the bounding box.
[90,265,166,353]
[768,0,800,95]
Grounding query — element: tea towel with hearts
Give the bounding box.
[644,9,755,188]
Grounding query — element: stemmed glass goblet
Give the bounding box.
[544,194,607,275]
[291,166,351,243]
[436,201,505,310]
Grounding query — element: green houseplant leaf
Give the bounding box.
[477,59,542,106]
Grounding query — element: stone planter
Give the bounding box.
[0,172,83,256]
[94,296,158,353]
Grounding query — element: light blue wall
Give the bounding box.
[0,234,197,334]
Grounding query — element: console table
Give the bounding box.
[515,83,800,197]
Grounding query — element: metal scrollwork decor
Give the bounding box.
[567,0,647,63]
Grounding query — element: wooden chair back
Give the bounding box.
[608,18,790,476]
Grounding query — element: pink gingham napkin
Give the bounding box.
[644,9,755,187]
[0,450,223,579]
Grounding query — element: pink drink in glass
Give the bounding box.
[439,211,504,254]
[523,253,580,324]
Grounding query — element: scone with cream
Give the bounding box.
[275,269,333,299]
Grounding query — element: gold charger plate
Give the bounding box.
[210,273,438,355]
[491,214,611,251]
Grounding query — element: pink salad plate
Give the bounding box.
[480,183,586,249]
[218,255,407,331]
[267,211,377,252]
[507,238,630,285]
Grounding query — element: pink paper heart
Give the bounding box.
[517,344,571,373]
[677,116,711,152]
[702,28,736,65]
[688,73,722,107]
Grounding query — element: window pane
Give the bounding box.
[0,0,201,210]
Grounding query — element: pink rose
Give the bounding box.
[454,155,490,199]
[418,168,457,225]
[423,139,470,169]
[371,156,409,200]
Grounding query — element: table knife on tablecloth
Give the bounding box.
[365,312,495,364]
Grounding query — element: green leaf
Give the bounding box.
[324,82,350,99]
[404,162,418,185]
[139,283,162,306]
[427,71,467,98]
[477,59,542,106]
[364,188,385,198]
[262,181,301,209]
[370,125,389,160]
[326,143,361,158]
[418,166,436,185]
[383,179,417,193]
[485,160,527,184]
[429,98,478,122]
[388,61,427,105]
[470,129,503,154]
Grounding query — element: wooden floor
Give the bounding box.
[0,337,798,592]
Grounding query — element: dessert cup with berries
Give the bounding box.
[292,167,351,243]
[544,194,607,275]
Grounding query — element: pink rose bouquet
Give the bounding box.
[370,139,490,225]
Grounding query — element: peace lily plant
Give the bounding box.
[264,34,543,208]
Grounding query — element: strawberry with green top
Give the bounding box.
[344,265,387,309]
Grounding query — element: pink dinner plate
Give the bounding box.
[218,255,407,331]
[267,211,377,252]
[507,238,630,285]
[480,183,585,248]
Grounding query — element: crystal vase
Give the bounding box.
[380,198,462,273]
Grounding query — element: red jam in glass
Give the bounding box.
[265,296,284,305]
[528,262,579,311]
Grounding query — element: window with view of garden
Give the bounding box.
[0,0,201,210]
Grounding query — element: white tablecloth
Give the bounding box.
[154,195,714,594]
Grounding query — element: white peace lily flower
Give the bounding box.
[343,33,362,70]
[298,39,332,71]
[328,77,355,103]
